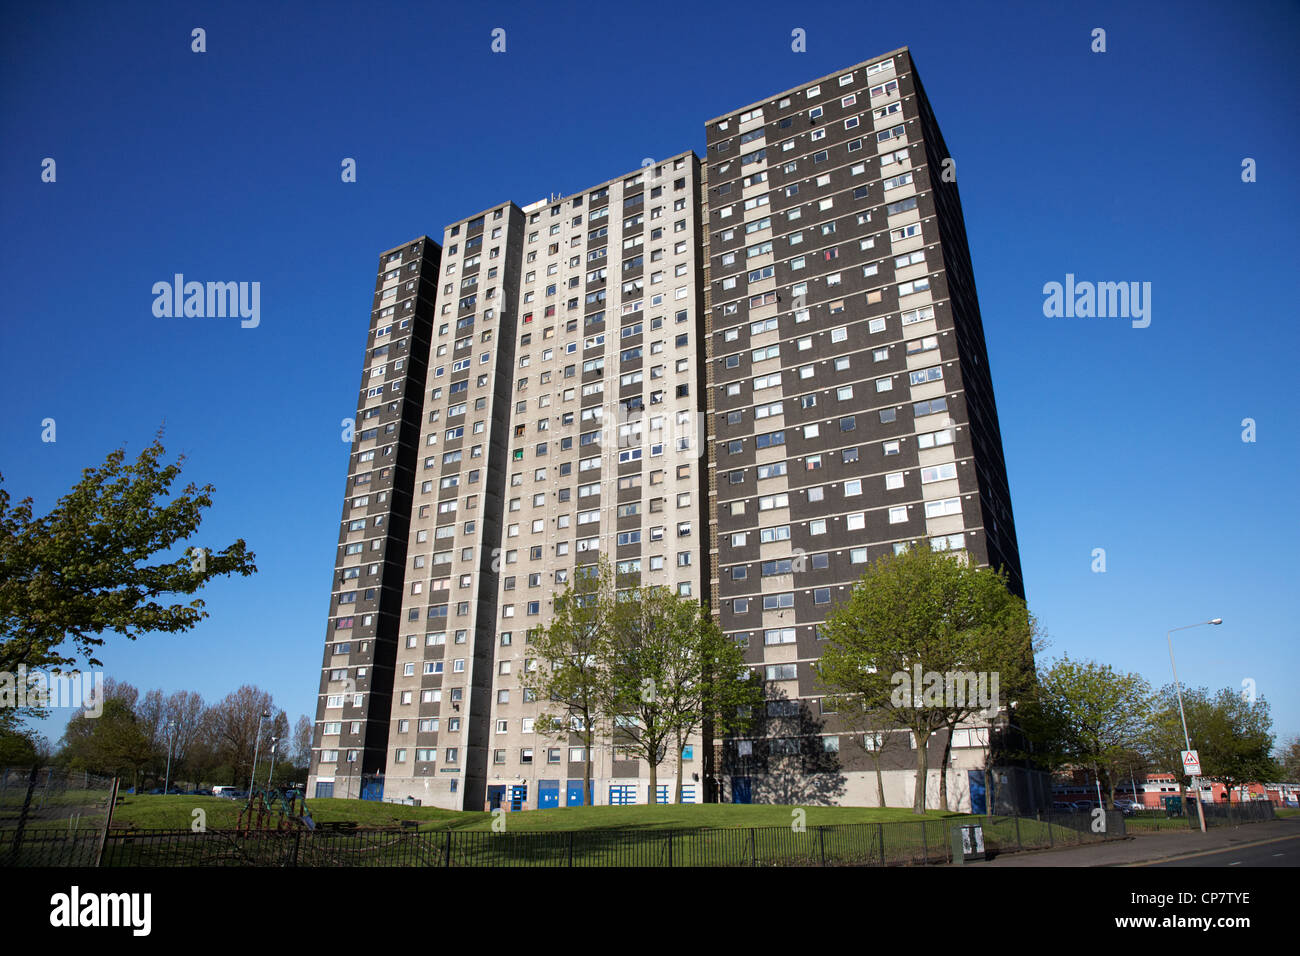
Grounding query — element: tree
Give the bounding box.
[162,690,207,786]
[0,721,39,768]
[59,696,151,785]
[1020,657,1153,807]
[136,688,168,780]
[858,714,909,808]
[600,581,761,804]
[209,685,282,790]
[0,433,257,700]
[1279,735,1300,784]
[1148,685,1277,804]
[521,560,616,806]
[664,610,761,804]
[816,543,1036,814]
[291,715,314,771]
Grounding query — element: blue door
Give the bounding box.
[487,785,506,811]
[968,770,987,814]
[360,776,384,801]
[732,776,752,804]
[314,781,334,799]
[566,780,587,806]
[539,780,559,809]
[509,785,526,811]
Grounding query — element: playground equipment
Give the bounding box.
[236,785,315,834]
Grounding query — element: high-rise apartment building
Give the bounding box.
[703,48,1022,806]
[312,240,442,799]
[309,47,1024,812]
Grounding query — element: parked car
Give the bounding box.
[1052,801,1081,813]
[1113,799,1142,815]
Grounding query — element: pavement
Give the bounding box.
[961,817,1300,867]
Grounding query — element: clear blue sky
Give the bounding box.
[3,0,1297,752]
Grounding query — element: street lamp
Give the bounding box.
[163,720,176,795]
[250,711,271,795]
[266,737,279,791]
[1166,618,1222,834]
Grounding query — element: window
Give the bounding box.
[926,496,963,518]
[917,429,954,449]
[921,463,958,483]
[914,397,948,417]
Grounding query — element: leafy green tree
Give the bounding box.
[600,582,762,803]
[857,714,908,808]
[0,433,257,690]
[59,684,152,786]
[666,612,762,804]
[1019,657,1152,807]
[1148,685,1277,805]
[1279,735,1300,785]
[816,543,1036,814]
[520,560,616,805]
[0,721,39,768]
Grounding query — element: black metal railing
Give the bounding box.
[0,811,1129,868]
[4,800,1279,868]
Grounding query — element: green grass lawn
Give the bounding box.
[1122,814,1195,833]
[104,795,968,832]
[1274,807,1299,819]
[82,798,980,867]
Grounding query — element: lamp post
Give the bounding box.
[1167,618,1222,834]
[266,737,279,790]
[250,711,271,795]
[163,720,176,795]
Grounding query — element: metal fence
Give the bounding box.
[1123,799,1276,833]
[1,799,1279,868]
[2,812,1129,868]
[0,767,118,866]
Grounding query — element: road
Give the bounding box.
[1142,833,1300,868]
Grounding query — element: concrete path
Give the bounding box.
[960,818,1300,867]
